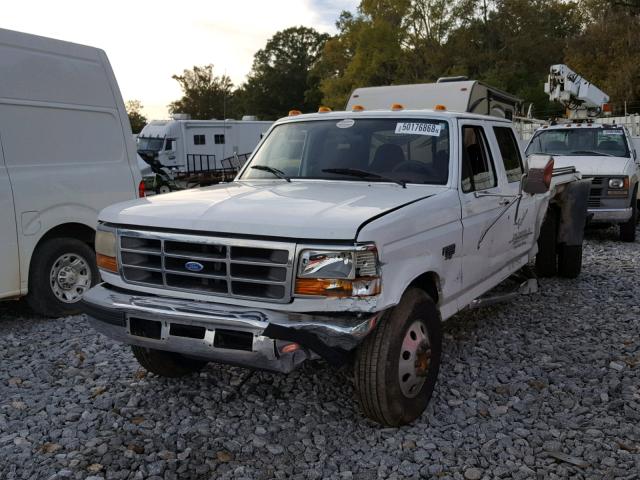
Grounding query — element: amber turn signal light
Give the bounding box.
[97,253,118,273]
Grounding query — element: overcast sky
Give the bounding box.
[2,0,358,119]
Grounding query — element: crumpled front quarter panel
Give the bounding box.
[356,190,463,319]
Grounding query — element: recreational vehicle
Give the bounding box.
[347,77,521,120]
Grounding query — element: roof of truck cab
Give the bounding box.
[275,109,513,125]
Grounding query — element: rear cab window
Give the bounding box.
[493,126,524,182]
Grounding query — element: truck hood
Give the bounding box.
[100,180,443,240]
[550,155,633,176]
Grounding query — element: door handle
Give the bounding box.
[498,198,511,206]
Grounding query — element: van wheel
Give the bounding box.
[131,346,207,377]
[557,244,582,278]
[27,238,98,317]
[536,209,558,277]
[620,193,637,242]
[354,288,442,427]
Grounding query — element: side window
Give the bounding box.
[214,134,225,144]
[164,139,174,151]
[194,134,206,145]
[461,126,497,193]
[493,127,523,182]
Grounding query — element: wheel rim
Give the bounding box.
[49,253,92,303]
[398,320,431,398]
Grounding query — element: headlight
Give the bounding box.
[295,244,380,297]
[608,178,626,189]
[95,228,118,273]
[298,250,355,279]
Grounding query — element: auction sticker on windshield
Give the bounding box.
[336,119,355,129]
[395,122,441,136]
[603,130,624,135]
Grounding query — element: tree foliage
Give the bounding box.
[238,26,329,119]
[168,64,233,120]
[166,1,640,121]
[125,100,147,134]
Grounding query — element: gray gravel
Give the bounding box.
[1,226,639,479]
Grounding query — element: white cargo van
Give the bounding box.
[0,28,141,316]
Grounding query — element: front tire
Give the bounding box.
[354,288,442,426]
[131,346,207,377]
[26,238,98,317]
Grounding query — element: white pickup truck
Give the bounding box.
[82,106,590,426]
[526,122,639,242]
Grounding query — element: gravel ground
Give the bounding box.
[1,226,639,480]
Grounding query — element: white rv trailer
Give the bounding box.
[137,117,273,175]
[346,77,521,120]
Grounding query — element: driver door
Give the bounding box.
[0,136,20,298]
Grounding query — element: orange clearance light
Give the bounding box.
[96,253,118,273]
[390,103,404,111]
[352,105,365,112]
[288,109,302,116]
[602,103,612,112]
[318,106,332,113]
[434,104,447,111]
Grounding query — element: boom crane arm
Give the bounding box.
[544,64,610,119]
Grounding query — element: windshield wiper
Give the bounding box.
[251,165,291,182]
[322,168,406,188]
[569,150,615,157]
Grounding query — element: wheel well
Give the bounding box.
[35,223,96,251]
[408,272,441,305]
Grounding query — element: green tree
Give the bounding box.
[168,64,234,119]
[125,100,147,134]
[565,0,640,114]
[239,27,329,119]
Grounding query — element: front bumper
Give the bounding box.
[588,207,632,223]
[81,284,380,373]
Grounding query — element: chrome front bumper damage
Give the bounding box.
[81,284,380,373]
[588,207,632,223]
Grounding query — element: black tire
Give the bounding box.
[353,288,442,426]
[26,238,98,317]
[131,346,207,377]
[620,193,637,242]
[536,209,558,277]
[557,244,582,278]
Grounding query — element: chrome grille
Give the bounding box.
[117,229,295,303]
[586,176,606,208]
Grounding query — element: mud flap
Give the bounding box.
[555,179,591,246]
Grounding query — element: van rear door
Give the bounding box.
[0,137,20,298]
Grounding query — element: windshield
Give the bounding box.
[526,127,630,158]
[137,137,164,152]
[239,118,450,185]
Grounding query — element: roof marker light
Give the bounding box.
[288,110,302,116]
[390,103,404,111]
[434,104,447,111]
[352,105,365,112]
[318,106,332,113]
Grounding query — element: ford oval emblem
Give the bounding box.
[184,261,204,272]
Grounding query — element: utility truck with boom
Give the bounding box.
[526,64,640,242]
[82,87,590,426]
